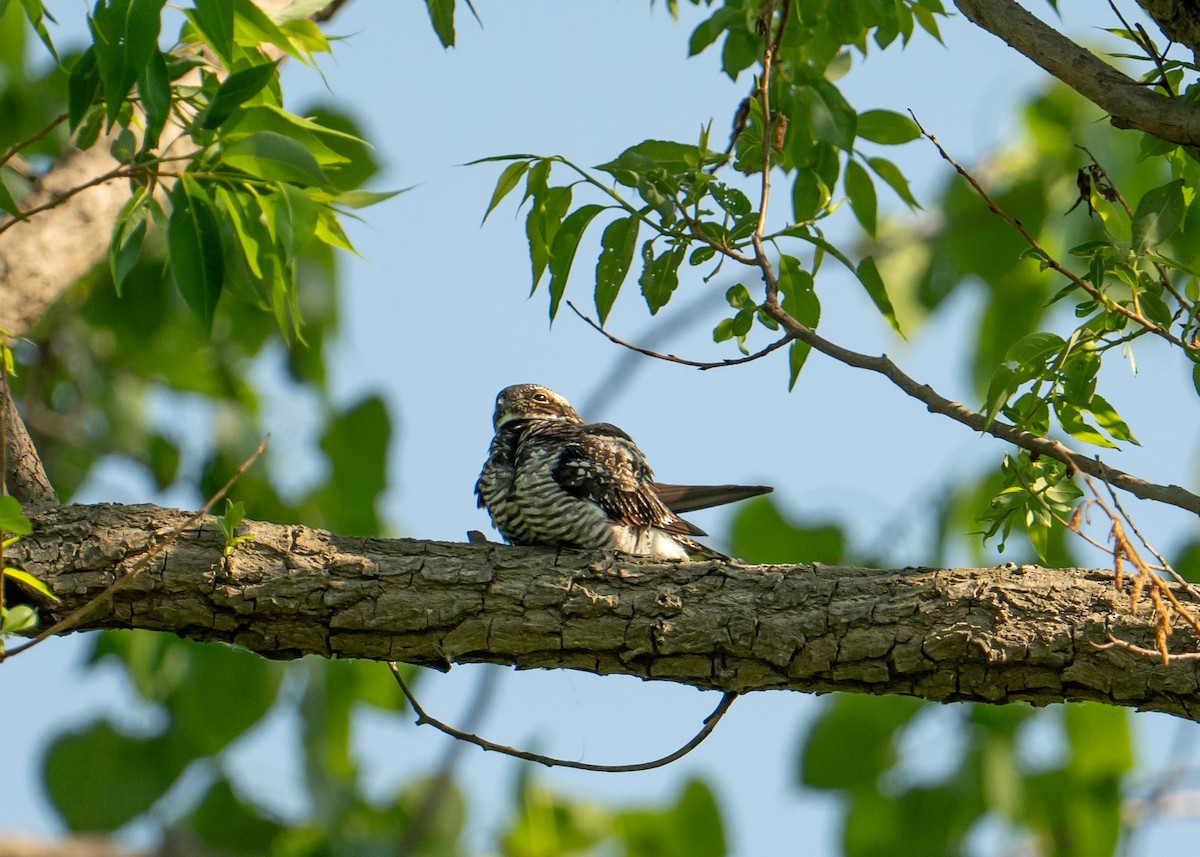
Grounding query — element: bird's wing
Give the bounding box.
[652,483,773,514]
[551,422,696,537]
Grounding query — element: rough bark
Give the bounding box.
[955,0,1200,145]
[1136,0,1200,61]
[10,502,1200,721]
[2,385,57,507]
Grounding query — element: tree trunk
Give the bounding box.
[10,502,1199,720]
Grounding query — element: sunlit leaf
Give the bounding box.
[0,495,31,535]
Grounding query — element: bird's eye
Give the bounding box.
[533,393,549,403]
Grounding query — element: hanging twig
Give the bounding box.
[388,662,737,772]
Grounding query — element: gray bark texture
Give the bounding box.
[10,503,1200,721]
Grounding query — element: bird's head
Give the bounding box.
[493,384,581,430]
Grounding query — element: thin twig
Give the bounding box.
[388,662,737,772]
[0,165,147,236]
[1095,634,1200,661]
[0,435,269,661]
[913,115,1192,353]
[0,113,68,171]
[567,301,791,370]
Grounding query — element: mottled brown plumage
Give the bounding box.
[474,384,771,559]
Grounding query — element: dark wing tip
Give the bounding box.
[653,483,773,514]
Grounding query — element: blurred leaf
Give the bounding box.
[730,497,844,564]
[44,721,189,831]
[183,776,285,856]
[802,694,926,791]
[1132,178,1184,251]
[313,395,390,535]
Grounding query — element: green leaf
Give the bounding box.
[856,109,920,144]
[2,603,38,634]
[424,0,455,47]
[1006,331,1065,372]
[844,159,877,236]
[779,256,820,389]
[688,6,738,56]
[201,60,281,130]
[596,139,717,183]
[109,186,150,295]
[136,49,170,150]
[220,105,360,165]
[19,0,58,61]
[547,204,605,321]
[856,256,901,335]
[228,0,309,63]
[867,156,920,209]
[481,160,529,224]
[639,243,685,314]
[67,47,100,130]
[1132,178,1185,251]
[264,183,318,254]
[168,176,226,332]
[326,188,401,210]
[0,495,31,535]
[3,568,58,602]
[0,173,20,220]
[187,0,234,63]
[220,131,328,186]
[1086,393,1139,444]
[525,183,571,293]
[809,79,857,150]
[1055,401,1117,448]
[595,215,640,324]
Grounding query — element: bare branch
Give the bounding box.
[567,301,791,370]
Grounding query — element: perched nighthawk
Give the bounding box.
[475,383,771,560]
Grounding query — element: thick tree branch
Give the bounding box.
[954,0,1200,145]
[1,385,56,507]
[10,502,1200,722]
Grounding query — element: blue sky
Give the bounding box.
[4,1,1200,854]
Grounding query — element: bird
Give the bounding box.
[475,383,772,560]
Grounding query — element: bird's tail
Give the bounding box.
[653,483,773,514]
